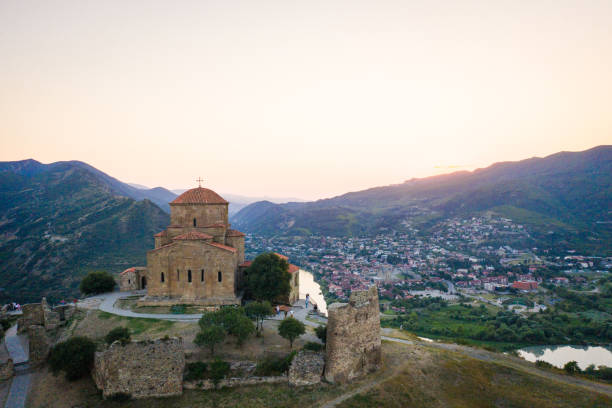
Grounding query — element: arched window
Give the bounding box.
[193,218,197,227]
[188,269,192,283]
[218,271,222,282]
[128,279,130,284]
[161,272,165,283]
[201,269,204,282]
[177,269,180,281]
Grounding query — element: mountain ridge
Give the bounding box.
[231,145,612,254]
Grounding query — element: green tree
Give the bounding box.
[209,358,230,388]
[79,271,116,295]
[105,327,130,345]
[194,325,226,356]
[245,301,274,337]
[48,336,96,381]
[232,315,255,346]
[245,253,291,302]
[278,317,305,349]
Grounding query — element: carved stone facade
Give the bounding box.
[324,286,381,383]
[93,338,185,399]
[288,350,325,386]
[119,187,246,306]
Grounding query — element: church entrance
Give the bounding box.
[141,276,147,289]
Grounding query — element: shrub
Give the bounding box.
[303,342,324,352]
[564,360,581,374]
[184,362,207,381]
[48,336,96,381]
[278,317,305,349]
[209,358,230,388]
[535,360,554,369]
[171,305,187,314]
[0,318,11,332]
[254,351,297,376]
[105,327,131,345]
[314,325,327,343]
[79,271,116,295]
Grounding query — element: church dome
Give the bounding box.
[171,187,228,205]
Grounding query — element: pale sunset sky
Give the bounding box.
[1,0,611,200]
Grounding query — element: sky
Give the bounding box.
[1,0,611,200]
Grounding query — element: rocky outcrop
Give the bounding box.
[28,325,50,366]
[93,338,185,399]
[324,286,381,383]
[288,350,325,386]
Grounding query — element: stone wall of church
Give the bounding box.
[324,286,381,383]
[146,241,238,302]
[170,204,228,228]
[224,235,245,265]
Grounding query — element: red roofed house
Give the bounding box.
[512,281,539,291]
[119,185,246,306]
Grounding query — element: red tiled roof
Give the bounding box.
[288,264,300,274]
[171,187,228,205]
[239,261,252,268]
[226,229,245,237]
[149,243,176,252]
[207,242,237,253]
[173,231,213,240]
[121,267,136,275]
[154,230,167,237]
[273,252,289,261]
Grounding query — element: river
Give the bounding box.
[518,345,612,370]
[299,269,328,316]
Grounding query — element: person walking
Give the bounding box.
[305,293,310,309]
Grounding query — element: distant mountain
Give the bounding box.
[171,189,306,216]
[0,160,177,213]
[0,160,169,304]
[231,146,612,254]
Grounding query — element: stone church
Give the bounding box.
[120,186,246,305]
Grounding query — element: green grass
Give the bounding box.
[338,351,612,408]
[95,311,175,335]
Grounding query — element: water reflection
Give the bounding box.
[518,345,612,369]
[299,269,328,316]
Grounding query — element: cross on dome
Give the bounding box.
[196,177,204,187]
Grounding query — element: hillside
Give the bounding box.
[0,159,176,213]
[0,161,169,304]
[231,146,612,254]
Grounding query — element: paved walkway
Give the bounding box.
[3,325,30,408]
[3,327,27,366]
[91,291,203,321]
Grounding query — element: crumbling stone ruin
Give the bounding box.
[18,298,75,333]
[28,325,50,366]
[17,303,44,334]
[324,286,381,383]
[288,350,325,386]
[93,338,185,399]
